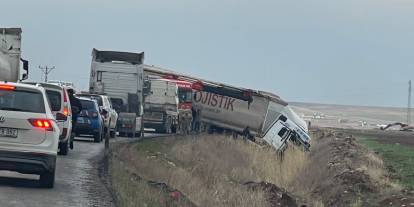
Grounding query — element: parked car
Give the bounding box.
[24,82,73,155]
[73,97,104,143]
[76,93,118,138]
[0,82,60,188]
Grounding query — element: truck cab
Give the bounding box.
[89,48,145,137]
[143,78,179,133]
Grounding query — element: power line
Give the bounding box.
[38,65,55,82]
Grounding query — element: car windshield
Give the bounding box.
[80,100,96,110]
[46,90,61,111]
[78,95,103,106]
[178,89,192,103]
[0,89,45,113]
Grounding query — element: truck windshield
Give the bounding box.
[178,88,192,103]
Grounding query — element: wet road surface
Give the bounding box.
[0,136,115,207]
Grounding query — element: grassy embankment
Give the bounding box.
[358,136,414,189]
[110,135,310,207]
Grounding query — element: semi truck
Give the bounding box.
[0,28,29,82]
[143,78,179,133]
[140,64,311,151]
[193,89,311,151]
[89,48,145,137]
[144,65,194,134]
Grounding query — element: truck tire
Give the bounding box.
[58,140,69,155]
[39,168,55,188]
[171,124,177,134]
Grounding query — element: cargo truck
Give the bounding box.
[89,49,145,137]
[144,65,194,134]
[140,64,311,151]
[143,78,179,133]
[0,28,29,82]
[193,89,311,151]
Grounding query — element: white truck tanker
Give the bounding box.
[193,89,311,151]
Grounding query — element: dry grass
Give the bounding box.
[112,135,307,207]
[110,159,165,207]
[110,129,401,207]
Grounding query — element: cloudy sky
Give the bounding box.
[3,0,414,107]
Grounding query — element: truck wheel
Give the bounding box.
[39,168,55,188]
[58,140,69,155]
[171,125,177,134]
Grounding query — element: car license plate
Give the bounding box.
[77,117,84,124]
[0,128,18,138]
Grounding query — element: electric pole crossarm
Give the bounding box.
[38,65,55,82]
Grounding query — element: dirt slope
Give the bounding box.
[108,129,412,207]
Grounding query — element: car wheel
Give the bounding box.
[58,140,69,155]
[94,132,101,143]
[127,133,134,138]
[39,169,55,188]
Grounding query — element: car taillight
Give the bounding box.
[63,107,69,116]
[0,84,16,90]
[28,119,54,131]
[91,112,99,118]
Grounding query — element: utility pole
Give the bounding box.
[38,65,55,82]
[408,80,412,125]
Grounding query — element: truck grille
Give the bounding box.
[144,112,164,121]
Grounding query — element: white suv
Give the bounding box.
[0,82,60,188]
[26,82,73,155]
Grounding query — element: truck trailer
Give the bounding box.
[0,28,28,82]
[89,48,145,137]
[140,64,311,151]
[193,89,310,151]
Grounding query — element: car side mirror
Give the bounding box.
[20,58,29,81]
[101,109,108,116]
[56,113,67,121]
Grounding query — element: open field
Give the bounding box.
[291,102,414,129]
[108,129,414,207]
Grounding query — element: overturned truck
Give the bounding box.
[143,66,311,152]
[192,84,311,151]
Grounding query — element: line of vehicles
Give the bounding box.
[0,27,312,188]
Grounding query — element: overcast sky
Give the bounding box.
[3,0,414,107]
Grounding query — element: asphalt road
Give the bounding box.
[0,135,133,207]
